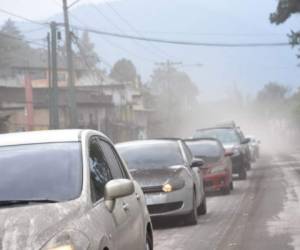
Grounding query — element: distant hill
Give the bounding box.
[17,0,300,99]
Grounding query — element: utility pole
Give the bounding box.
[62,0,78,128]
[50,21,60,129]
[47,32,53,128]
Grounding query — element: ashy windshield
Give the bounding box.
[116,141,184,170]
[186,141,222,163]
[194,128,240,145]
[0,142,82,202]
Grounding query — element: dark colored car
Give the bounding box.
[185,138,233,195]
[193,126,250,180]
[116,139,207,225]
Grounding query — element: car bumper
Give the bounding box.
[204,172,229,192]
[144,187,193,217]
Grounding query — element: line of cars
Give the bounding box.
[0,123,260,250]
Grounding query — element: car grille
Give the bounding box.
[205,180,214,187]
[142,185,163,193]
[147,202,183,214]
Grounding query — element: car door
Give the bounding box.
[180,141,203,207]
[87,136,117,249]
[98,138,144,250]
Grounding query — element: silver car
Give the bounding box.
[0,130,153,250]
[116,139,207,225]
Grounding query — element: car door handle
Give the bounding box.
[122,202,129,211]
[136,193,141,201]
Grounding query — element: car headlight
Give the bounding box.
[48,246,74,250]
[162,178,185,193]
[208,165,226,174]
[162,183,172,192]
[41,230,90,250]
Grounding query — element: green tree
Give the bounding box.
[0,19,30,77]
[110,58,137,83]
[79,31,99,69]
[255,82,290,119]
[270,0,300,55]
[148,65,199,136]
[270,0,300,24]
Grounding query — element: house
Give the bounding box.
[0,86,113,133]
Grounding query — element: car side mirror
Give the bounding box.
[224,150,234,157]
[191,158,205,169]
[242,138,250,144]
[104,179,134,212]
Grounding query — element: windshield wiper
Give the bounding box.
[0,199,59,207]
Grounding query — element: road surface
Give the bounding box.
[153,152,300,250]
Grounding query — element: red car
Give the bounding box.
[185,138,233,195]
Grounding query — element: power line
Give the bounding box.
[66,11,156,63]
[89,3,165,61]
[134,30,289,37]
[102,0,173,59]
[68,25,291,48]
[0,8,48,26]
[0,31,46,47]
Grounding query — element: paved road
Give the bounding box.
[153,152,300,250]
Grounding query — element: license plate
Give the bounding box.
[145,193,167,205]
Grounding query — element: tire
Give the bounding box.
[245,161,251,170]
[185,192,198,225]
[230,181,234,190]
[222,185,230,195]
[197,195,207,215]
[239,166,247,180]
[145,232,153,250]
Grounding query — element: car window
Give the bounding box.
[116,141,184,170]
[0,142,82,202]
[99,139,127,179]
[89,137,113,203]
[194,128,240,145]
[186,140,222,163]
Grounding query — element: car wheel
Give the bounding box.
[239,166,247,180]
[245,161,251,170]
[197,194,207,215]
[222,185,230,195]
[230,181,234,190]
[185,192,198,225]
[145,232,153,250]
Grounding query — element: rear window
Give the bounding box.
[0,142,82,202]
[116,141,184,170]
[193,128,240,145]
[186,140,222,163]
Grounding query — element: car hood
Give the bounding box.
[130,165,186,187]
[0,199,85,250]
[223,143,238,150]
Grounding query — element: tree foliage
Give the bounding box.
[0,19,31,77]
[270,0,300,24]
[110,58,137,83]
[79,31,99,69]
[148,65,199,136]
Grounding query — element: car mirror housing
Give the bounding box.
[191,158,205,169]
[104,179,134,212]
[242,138,250,144]
[224,150,234,157]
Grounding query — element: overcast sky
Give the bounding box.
[0,0,104,23]
[0,0,299,100]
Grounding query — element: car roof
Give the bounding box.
[196,126,235,131]
[0,129,107,147]
[185,137,220,143]
[116,139,180,148]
